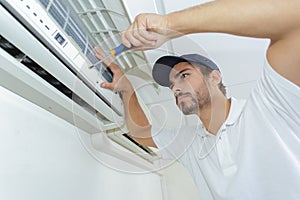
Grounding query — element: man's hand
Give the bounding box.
[93,46,156,147]
[120,13,180,50]
[93,46,133,93]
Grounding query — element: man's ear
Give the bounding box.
[208,70,222,86]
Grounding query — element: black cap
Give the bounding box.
[152,54,220,87]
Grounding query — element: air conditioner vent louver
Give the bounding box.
[0,35,108,120]
[122,134,154,155]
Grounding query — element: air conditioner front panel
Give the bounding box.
[0,0,124,126]
[0,0,159,163]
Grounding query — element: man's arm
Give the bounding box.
[122,0,300,86]
[119,88,157,147]
[94,47,157,148]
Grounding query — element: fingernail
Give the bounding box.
[124,42,131,48]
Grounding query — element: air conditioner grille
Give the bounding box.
[38,0,97,64]
[0,35,109,121]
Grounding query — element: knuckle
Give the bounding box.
[132,41,142,47]
[133,30,139,37]
[136,13,143,19]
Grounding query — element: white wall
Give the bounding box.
[0,86,162,200]
[159,161,200,200]
[164,0,270,98]
[123,0,270,99]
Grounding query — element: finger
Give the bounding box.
[93,46,117,69]
[122,27,158,49]
[123,27,143,47]
[123,29,157,49]
[104,61,121,73]
[94,46,106,56]
[121,30,132,48]
[136,18,159,42]
[132,28,155,45]
[100,81,114,90]
[138,29,158,42]
[102,56,114,67]
[94,46,107,60]
[131,20,156,45]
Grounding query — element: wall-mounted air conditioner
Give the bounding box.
[0,0,158,164]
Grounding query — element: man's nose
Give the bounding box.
[172,84,181,96]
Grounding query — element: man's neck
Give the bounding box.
[199,97,231,135]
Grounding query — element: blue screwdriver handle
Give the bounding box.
[110,44,135,57]
[89,44,135,69]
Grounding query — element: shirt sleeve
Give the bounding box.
[252,60,300,134]
[151,125,199,160]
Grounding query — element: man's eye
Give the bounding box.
[181,73,189,79]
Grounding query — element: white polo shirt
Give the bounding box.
[152,60,300,200]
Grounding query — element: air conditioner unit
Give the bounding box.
[0,0,158,165]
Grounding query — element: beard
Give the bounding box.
[178,90,211,115]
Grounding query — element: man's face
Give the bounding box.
[169,62,212,115]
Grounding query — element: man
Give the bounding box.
[96,0,300,199]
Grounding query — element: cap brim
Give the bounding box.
[152,56,188,87]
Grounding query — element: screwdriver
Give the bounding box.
[89,44,134,69]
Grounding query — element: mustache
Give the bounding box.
[175,92,192,101]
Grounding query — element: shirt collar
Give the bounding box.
[196,97,246,136]
[224,97,246,126]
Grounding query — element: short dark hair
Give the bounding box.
[191,62,227,96]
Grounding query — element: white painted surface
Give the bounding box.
[0,86,162,200]
[160,162,200,200]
